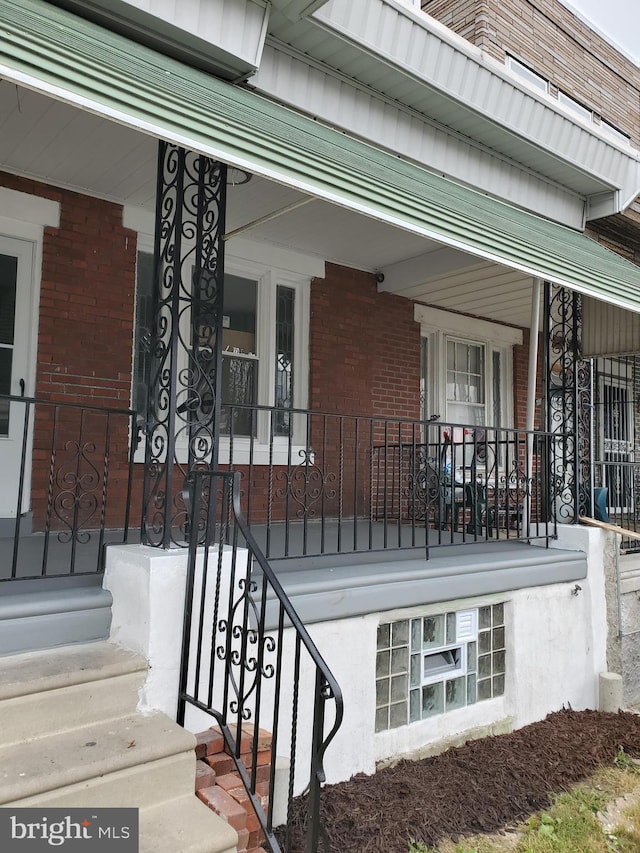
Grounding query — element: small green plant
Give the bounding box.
[408,841,434,853]
[614,748,640,773]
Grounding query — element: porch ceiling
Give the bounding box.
[0,79,535,328]
[5,0,640,323]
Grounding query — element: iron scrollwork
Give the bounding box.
[275,448,337,519]
[216,572,276,722]
[545,284,592,522]
[51,439,101,544]
[142,142,227,547]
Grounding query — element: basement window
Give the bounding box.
[375,603,506,732]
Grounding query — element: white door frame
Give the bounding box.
[0,189,60,517]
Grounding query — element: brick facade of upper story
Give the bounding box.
[421,0,640,144]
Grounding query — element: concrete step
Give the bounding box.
[0,641,238,853]
[0,576,111,654]
[2,717,238,853]
[0,712,197,807]
[0,641,147,745]
[140,795,238,853]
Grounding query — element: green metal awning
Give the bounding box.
[3,0,640,313]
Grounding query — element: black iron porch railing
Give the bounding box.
[0,393,136,581]
[177,470,344,853]
[220,402,560,559]
[594,459,640,551]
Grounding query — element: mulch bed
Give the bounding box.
[277,708,640,852]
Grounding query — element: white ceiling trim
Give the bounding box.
[414,303,524,346]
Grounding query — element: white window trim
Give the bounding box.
[415,305,520,429]
[129,222,319,465]
[216,254,311,464]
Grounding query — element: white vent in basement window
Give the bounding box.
[456,609,477,641]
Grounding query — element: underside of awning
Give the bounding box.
[3,0,640,314]
[583,298,640,357]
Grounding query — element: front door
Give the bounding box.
[0,235,35,518]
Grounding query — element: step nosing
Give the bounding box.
[0,643,148,699]
[0,666,148,701]
[0,715,196,804]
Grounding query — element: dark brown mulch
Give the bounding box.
[277,708,640,853]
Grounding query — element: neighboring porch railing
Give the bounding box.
[220,403,559,559]
[0,394,137,581]
[594,459,640,551]
[177,470,344,853]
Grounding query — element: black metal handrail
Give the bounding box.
[177,470,344,853]
[0,393,137,581]
[219,401,560,559]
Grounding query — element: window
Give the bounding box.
[505,56,634,148]
[601,119,631,145]
[446,338,486,426]
[557,90,592,122]
[132,242,312,461]
[220,274,259,437]
[375,604,506,731]
[415,305,519,430]
[219,276,298,437]
[506,56,549,93]
[132,251,154,417]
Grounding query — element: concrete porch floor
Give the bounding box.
[0,518,561,581]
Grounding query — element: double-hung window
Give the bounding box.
[445,338,486,427]
[131,232,317,463]
[218,256,309,451]
[416,305,522,477]
[416,305,521,430]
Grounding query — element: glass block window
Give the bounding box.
[376,603,506,732]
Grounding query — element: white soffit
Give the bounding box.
[267,0,640,211]
[254,43,586,228]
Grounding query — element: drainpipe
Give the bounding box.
[525,278,542,535]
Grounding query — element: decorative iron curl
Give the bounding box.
[276,449,337,518]
[53,440,101,544]
[213,566,277,722]
[545,284,590,523]
[141,142,227,547]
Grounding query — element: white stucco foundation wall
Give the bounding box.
[104,542,242,722]
[104,544,190,717]
[102,524,610,790]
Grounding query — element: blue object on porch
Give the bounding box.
[594,487,609,523]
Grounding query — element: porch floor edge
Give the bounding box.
[265,542,587,628]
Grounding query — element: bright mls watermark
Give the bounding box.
[0,808,138,850]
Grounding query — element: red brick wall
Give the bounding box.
[310,262,420,419]
[513,328,544,432]
[0,172,138,529]
[0,171,136,404]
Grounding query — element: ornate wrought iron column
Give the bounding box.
[543,283,592,522]
[141,142,227,547]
